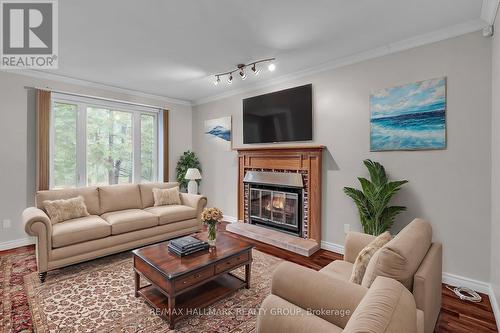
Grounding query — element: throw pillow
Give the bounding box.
[43,196,90,224]
[349,231,392,284]
[153,186,181,206]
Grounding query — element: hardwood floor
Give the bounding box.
[219,222,499,333]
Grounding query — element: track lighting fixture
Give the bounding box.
[238,64,247,80]
[213,58,275,86]
[251,63,260,75]
[214,75,220,86]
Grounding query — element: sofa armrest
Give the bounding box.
[179,193,207,218]
[256,294,338,333]
[344,231,376,263]
[413,242,442,333]
[22,207,52,273]
[271,262,367,329]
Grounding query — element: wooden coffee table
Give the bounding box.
[132,232,254,329]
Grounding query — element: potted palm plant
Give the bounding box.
[343,159,408,236]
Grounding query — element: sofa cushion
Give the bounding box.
[99,184,142,213]
[36,187,100,215]
[153,187,181,206]
[101,209,158,235]
[350,231,392,284]
[43,196,90,224]
[343,277,417,333]
[319,260,354,281]
[144,205,197,225]
[139,182,178,208]
[362,219,432,289]
[52,215,111,248]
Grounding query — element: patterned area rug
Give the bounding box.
[23,250,282,333]
[0,246,37,333]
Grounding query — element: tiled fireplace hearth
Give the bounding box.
[227,145,324,256]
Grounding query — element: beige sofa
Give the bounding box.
[23,182,207,281]
[257,263,422,333]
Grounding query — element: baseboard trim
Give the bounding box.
[321,240,345,254]
[0,237,35,251]
[442,272,491,294]
[223,215,238,223]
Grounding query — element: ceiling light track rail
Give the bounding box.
[213,58,276,85]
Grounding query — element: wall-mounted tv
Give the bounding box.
[243,84,312,144]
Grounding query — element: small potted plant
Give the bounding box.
[201,207,223,246]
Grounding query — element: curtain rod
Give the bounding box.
[24,86,166,110]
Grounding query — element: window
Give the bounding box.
[50,94,159,188]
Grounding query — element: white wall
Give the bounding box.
[0,71,192,246]
[193,32,492,282]
[490,15,500,310]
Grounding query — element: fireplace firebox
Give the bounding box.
[243,171,304,237]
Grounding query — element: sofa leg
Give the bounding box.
[39,272,47,283]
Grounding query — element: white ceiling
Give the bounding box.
[41,0,487,103]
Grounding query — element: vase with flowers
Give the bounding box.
[201,207,223,246]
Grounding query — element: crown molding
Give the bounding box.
[193,19,486,106]
[481,0,500,25]
[1,69,192,106]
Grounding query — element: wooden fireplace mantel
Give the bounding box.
[236,145,325,243]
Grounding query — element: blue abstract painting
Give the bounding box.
[205,116,232,150]
[370,77,446,151]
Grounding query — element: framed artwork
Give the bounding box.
[204,116,232,151]
[370,77,446,151]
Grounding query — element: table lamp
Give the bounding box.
[185,168,202,194]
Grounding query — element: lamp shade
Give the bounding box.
[185,168,202,180]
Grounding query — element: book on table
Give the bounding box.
[168,236,209,256]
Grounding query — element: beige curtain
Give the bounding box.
[163,109,169,182]
[36,90,51,191]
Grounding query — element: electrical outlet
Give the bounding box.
[344,224,351,234]
[2,219,11,229]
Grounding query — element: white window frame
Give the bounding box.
[50,93,160,189]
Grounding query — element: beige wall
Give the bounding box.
[193,32,492,281]
[491,15,500,309]
[0,71,192,245]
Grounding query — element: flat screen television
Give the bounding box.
[243,84,312,144]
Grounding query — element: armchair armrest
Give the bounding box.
[179,193,207,218]
[22,207,52,273]
[344,231,376,263]
[413,242,442,333]
[271,262,367,329]
[256,294,336,333]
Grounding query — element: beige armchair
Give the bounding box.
[319,218,442,333]
[256,262,422,333]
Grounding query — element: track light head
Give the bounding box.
[227,73,233,84]
[239,69,246,80]
[251,63,260,75]
[268,63,276,72]
[214,76,220,86]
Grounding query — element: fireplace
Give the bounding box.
[244,171,303,237]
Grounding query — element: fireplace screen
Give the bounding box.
[249,186,301,236]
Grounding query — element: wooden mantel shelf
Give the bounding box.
[235,145,325,152]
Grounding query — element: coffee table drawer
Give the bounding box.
[175,266,214,291]
[215,252,250,274]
